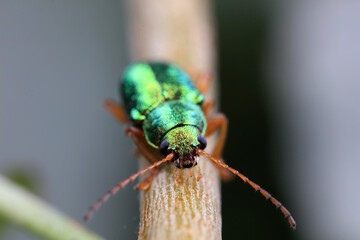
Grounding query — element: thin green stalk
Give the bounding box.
[0,175,103,240]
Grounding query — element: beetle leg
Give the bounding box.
[104,99,128,124]
[205,113,233,181]
[177,171,182,184]
[104,101,161,164]
[125,126,164,190]
[194,72,212,95]
[196,165,201,182]
[202,99,214,118]
[186,68,212,95]
[205,113,228,159]
[135,167,159,190]
[173,168,182,184]
[125,126,162,164]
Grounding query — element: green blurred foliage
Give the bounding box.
[0,168,40,239]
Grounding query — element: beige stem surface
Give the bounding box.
[127,1,221,240]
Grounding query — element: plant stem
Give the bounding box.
[128,1,221,239]
[0,175,103,240]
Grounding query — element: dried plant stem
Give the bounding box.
[128,0,221,239]
[138,150,221,240]
[0,175,103,240]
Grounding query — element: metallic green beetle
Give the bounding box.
[84,62,296,230]
[121,62,207,165]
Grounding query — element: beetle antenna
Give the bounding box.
[84,153,175,221]
[196,149,296,229]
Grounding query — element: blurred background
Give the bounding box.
[1,1,360,239]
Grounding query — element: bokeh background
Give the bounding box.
[1,1,360,239]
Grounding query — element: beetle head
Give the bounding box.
[159,125,207,168]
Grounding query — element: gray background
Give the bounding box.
[1,1,360,240]
[0,1,137,239]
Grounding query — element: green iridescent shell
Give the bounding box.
[121,62,204,122]
[143,100,207,148]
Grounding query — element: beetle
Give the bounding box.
[84,62,296,229]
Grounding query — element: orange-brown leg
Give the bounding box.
[202,99,214,118]
[173,168,182,184]
[195,165,201,182]
[125,126,162,164]
[187,68,212,95]
[135,167,159,190]
[104,98,162,164]
[104,99,128,124]
[205,113,228,159]
[194,72,212,95]
[125,126,164,189]
[104,97,163,190]
[205,113,233,181]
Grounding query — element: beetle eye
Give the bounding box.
[159,140,169,155]
[197,135,207,150]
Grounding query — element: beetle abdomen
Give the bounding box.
[121,62,204,122]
